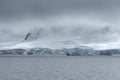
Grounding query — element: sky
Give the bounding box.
[0,0,120,49]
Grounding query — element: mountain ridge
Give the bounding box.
[1,26,120,50]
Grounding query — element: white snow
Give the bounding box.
[1,26,120,50]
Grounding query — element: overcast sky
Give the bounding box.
[0,0,120,44]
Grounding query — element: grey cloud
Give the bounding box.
[0,0,120,44]
[0,0,120,19]
[26,26,119,43]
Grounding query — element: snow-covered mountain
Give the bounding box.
[1,46,120,56]
[1,26,120,50]
[0,26,120,56]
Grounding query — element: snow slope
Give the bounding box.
[1,26,120,50]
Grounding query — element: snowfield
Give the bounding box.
[0,56,120,80]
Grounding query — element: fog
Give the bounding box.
[0,0,120,49]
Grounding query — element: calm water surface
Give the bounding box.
[0,56,120,80]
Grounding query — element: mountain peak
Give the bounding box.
[24,27,44,41]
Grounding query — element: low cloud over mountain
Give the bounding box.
[0,0,120,50]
